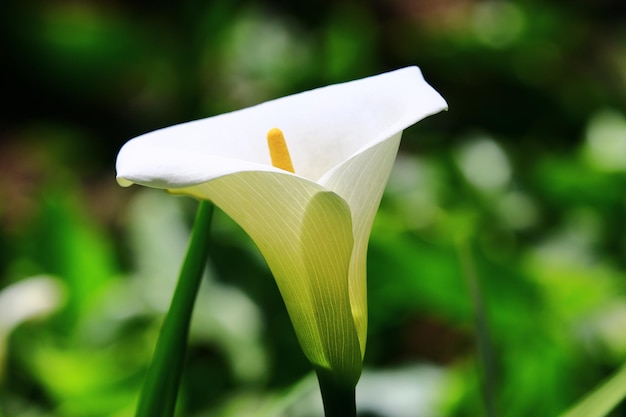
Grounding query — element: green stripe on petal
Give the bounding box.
[301,192,361,385]
[175,172,361,384]
[320,132,403,356]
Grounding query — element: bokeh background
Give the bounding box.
[2,0,626,416]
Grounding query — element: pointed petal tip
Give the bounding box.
[387,65,448,119]
[404,65,448,112]
[116,177,134,187]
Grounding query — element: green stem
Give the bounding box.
[135,200,215,417]
[457,240,497,417]
[315,370,357,417]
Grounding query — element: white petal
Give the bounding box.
[319,132,403,354]
[116,141,283,188]
[174,172,362,383]
[116,66,447,187]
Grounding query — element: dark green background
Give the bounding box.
[1,0,626,416]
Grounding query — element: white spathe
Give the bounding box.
[116,66,447,386]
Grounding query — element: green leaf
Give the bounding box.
[135,201,214,417]
[559,362,626,417]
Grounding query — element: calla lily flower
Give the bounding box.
[116,66,447,387]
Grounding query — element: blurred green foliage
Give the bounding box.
[1,0,626,416]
